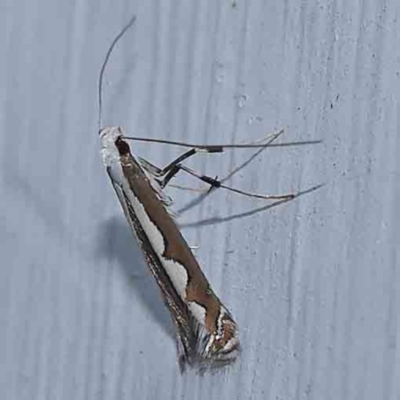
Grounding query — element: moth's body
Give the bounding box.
[100,126,239,370]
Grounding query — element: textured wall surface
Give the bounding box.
[1,1,398,399]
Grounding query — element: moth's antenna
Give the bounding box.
[98,15,137,132]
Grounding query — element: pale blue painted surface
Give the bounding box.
[0,1,398,399]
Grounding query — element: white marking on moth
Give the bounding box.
[222,337,239,356]
[204,306,239,358]
[101,127,189,299]
[216,307,228,339]
[188,302,207,325]
[100,126,123,167]
[204,334,216,355]
[128,192,189,298]
[203,308,230,356]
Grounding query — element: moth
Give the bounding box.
[98,16,318,372]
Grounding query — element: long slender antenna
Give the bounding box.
[98,15,136,132]
[122,131,283,150]
[122,133,322,150]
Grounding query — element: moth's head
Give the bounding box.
[100,126,130,166]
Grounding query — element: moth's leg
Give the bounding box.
[139,131,284,184]
[139,147,222,179]
[160,163,296,201]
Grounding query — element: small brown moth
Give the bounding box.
[98,16,316,372]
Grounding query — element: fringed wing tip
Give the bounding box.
[176,320,240,374]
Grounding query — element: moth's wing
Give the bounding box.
[107,170,199,367]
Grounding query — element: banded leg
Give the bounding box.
[138,131,284,181]
[138,148,209,178]
[159,164,296,201]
